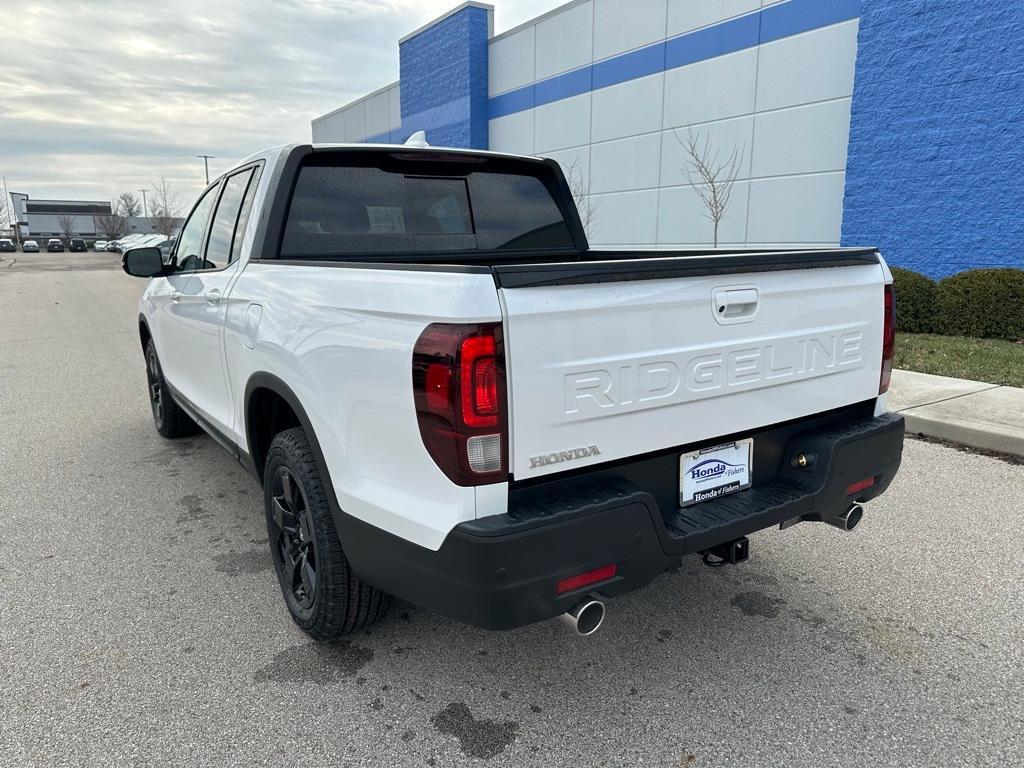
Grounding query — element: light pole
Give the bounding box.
[197,155,215,186]
[138,189,148,218]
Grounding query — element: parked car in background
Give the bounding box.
[22,240,39,252]
[114,234,148,253]
[46,238,64,252]
[158,237,176,258]
[93,240,108,251]
[0,238,16,252]
[106,240,120,252]
[69,238,87,252]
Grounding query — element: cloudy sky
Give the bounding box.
[0,0,557,215]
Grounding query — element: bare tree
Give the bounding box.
[150,176,181,237]
[117,192,142,218]
[564,157,601,239]
[674,126,744,247]
[93,211,128,240]
[57,214,77,239]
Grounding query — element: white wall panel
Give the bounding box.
[342,102,366,142]
[667,0,759,37]
[534,93,591,153]
[658,114,754,188]
[593,0,667,60]
[662,48,757,128]
[756,20,859,111]
[489,27,536,96]
[591,72,664,142]
[312,111,344,143]
[657,181,750,244]
[590,133,661,193]
[751,98,852,177]
[546,145,591,190]
[746,172,846,243]
[535,2,594,80]
[364,92,391,138]
[388,86,401,129]
[489,109,535,155]
[589,189,660,244]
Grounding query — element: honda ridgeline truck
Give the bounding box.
[122,141,904,639]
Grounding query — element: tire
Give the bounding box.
[144,339,198,438]
[264,427,391,640]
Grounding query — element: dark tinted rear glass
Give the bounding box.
[280,153,575,258]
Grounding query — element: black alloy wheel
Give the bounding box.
[269,465,318,617]
[146,346,164,426]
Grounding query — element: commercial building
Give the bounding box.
[8,193,182,240]
[9,194,110,239]
[312,0,1023,278]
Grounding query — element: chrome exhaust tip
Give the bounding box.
[826,503,864,532]
[560,597,606,636]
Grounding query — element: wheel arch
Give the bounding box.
[243,373,335,496]
[138,315,152,353]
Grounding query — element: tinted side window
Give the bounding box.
[174,184,220,272]
[204,169,254,269]
[231,166,262,263]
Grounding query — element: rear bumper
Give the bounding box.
[337,410,905,630]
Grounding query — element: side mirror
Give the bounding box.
[122,247,166,278]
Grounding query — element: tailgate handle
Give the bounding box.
[713,288,759,324]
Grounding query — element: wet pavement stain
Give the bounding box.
[176,494,212,524]
[431,702,518,759]
[254,642,374,685]
[213,548,271,576]
[730,591,785,618]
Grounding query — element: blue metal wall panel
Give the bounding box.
[842,0,1024,277]
[397,5,490,148]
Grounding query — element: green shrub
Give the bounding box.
[890,268,937,333]
[935,268,1024,341]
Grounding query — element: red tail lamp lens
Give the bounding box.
[880,284,896,394]
[460,335,498,427]
[557,564,618,595]
[412,323,507,486]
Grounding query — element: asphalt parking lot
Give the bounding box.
[1,251,1021,767]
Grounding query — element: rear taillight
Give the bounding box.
[413,323,507,486]
[880,283,896,394]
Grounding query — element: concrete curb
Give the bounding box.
[888,370,1024,459]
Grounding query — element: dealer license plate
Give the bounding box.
[679,439,753,507]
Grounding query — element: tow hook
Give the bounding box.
[702,536,750,566]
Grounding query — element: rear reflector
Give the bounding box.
[556,564,617,595]
[846,476,876,497]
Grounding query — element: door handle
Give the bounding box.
[712,287,759,324]
[205,289,222,306]
[169,291,181,302]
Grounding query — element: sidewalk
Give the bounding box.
[888,370,1024,458]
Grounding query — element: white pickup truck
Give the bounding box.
[123,142,904,639]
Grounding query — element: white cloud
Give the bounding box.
[0,0,561,208]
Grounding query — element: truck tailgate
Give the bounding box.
[496,253,887,481]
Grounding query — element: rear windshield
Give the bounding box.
[279,153,576,259]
